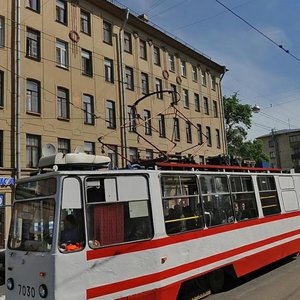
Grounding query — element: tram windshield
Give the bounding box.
[8,199,55,252]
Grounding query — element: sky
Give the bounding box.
[115,0,300,140]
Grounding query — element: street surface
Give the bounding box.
[209,254,300,300]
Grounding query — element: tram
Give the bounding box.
[6,149,300,299]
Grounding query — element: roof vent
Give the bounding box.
[138,14,148,22]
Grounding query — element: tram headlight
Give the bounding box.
[7,278,14,290]
[39,284,48,298]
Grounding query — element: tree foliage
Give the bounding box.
[224,93,269,162]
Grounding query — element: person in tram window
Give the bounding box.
[233,202,242,221]
[240,202,250,219]
[60,214,83,252]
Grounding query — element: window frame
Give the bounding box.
[56,0,68,25]
[80,9,91,35]
[57,86,70,120]
[56,39,69,69]
[153,46,161,66]
[125,66,134,90]
[141,72,149,95]
[83,94,95,125]
[106,100,116,129]
[124,32,132,53]
[26,134,41,168]
[26,0,40,13]
[104,58,114,83]
[26,78,41,114]
[26,27,41,60]
[0,16,5,48]
[103,20,112,45]
[139,39,147,60]
[81,49,93,76]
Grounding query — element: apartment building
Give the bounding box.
[257,129,300,170]
[0,0,226,248]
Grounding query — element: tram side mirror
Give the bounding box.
[62,178,82,209]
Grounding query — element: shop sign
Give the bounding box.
[0,177,15,186]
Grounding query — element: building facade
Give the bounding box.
[0,0,226,248]
[257,129,300,170]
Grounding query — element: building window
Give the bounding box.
[26,0,40,12]
[26,134,41,168]
[139,39,147,60]
[0,130,2,166]
[106,100,116,129]
[104,58,114,83]
[186,121,192,143]
[183,89,189,108]
[206,126,212,147]
[201,69,207,86]
[56,39,68,68]
[197,124,203,145]
[204,97,209,115]
[103,21,112,44]
[83,94,94,125]
[270,151,276,159]
[269,140,274,148]
[128,106,136,132]
[290,135,300,143]
[153,46,161,66]
[26,28,40,60]
[141,73,149,94]
[155,78,163,99]
[80,10,91,35]
[211,75,216,90]
[213,101,218,117]
[158,114,166,138]
[107,145,118,169]
[57,87,69,119]
[129,147,138,162]
[168,53,175,72]
[81,49,93,76]
[0,17,4,48]
[26,79,40,114]
[0,70,3,106]
[192,65,198,81]
[145,149,153,160]
[125,66,134,90]
[56,0,67,24]
[173,118,180,141]
[58,138,70,154]
[124,32,132,53]
[84,141,95,154]
[216,129,221,148]
[144,110,152,135]
[180,60,186,77]
[170,84,177,104]
[194,93,200,112]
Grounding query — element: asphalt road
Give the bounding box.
[209,254,300,300]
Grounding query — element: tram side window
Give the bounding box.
[86,176,153,248]
[257,176,281,216]
[201,175,234,226]
[161,175,203,235]
[59,177,85,253]
[230,176,258,221]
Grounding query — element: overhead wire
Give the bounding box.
[215,0,300,63]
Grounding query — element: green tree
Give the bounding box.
[224,93,269,162]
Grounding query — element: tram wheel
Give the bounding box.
[208,269,224,293]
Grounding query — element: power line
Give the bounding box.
[144,0,169,14]
[215,0,300,63]
[150,0,188,18]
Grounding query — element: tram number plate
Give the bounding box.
[18,284,36,297]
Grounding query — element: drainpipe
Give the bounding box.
[119,9,129,167]
[219,67,228,156]
[16,0,21,179]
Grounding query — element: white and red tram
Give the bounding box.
[6,151,300,300]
